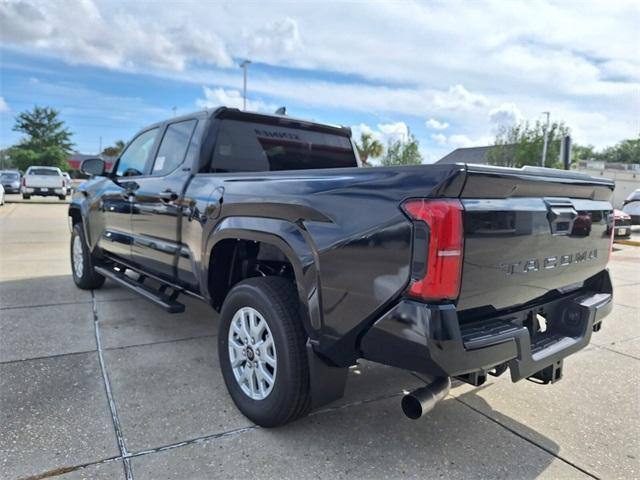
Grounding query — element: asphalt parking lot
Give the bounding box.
[1,198,638,480]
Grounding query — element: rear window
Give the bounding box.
[29,168,59,176]
[211,120,356,172]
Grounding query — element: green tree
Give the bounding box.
[594,137,640,164]
[487,120,570,169]
[572,144,595,163]
[8,106,74,171]
[102,140,126,157]
[0,149,14,170]
[355,133,384,166]
[381,134,422,166]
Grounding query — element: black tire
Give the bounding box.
[22,194,30,200]
[59,195,66,200]
[70,223,105,289]
[218,276,311,427]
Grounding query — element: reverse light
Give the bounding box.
[402,199,464,301]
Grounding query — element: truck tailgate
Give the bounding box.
[25,175,63,188]
[457,165,614,314]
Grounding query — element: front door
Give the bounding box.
[130,119,198,280]
[96,127,160,262]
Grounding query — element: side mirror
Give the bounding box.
[81,158,106,177]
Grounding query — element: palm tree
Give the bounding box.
[355,133,384,166]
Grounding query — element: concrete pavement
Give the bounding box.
[1,202,638,479]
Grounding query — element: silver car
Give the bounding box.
[622,189,640,225]
[0,170,21,194]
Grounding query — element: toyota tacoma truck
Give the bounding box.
[69,108,614,426]
[22,166,68,200]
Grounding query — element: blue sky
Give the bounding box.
[1,0,639,162]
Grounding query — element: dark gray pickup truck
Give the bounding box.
[70,107,614,426]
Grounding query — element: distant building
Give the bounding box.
[436,146,491,165]
[574,161,639,208]
[67,154,116,171]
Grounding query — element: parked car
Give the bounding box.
[622,189,640,224]
[21,166,67,200]
[62,172,73,193]
[0,184,4,206]
[69,108,614,427]
[0,170,21,194]
[607,209,632,238]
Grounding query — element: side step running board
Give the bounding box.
[95,266,186,313]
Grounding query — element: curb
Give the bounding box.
[614,239,640,247]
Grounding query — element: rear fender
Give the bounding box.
[203,216,322,340]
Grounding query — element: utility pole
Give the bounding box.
[541,111,550,167]
[98,136,102,155]
[240,60,251,110]
[172,106,177,117]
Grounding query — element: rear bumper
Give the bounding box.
[613,225,632,237]
[360,270,612,382]
[22,187,66,196]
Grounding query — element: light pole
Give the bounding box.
[541,111,550,167]
[240,60,251,111]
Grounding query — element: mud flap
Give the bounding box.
[306,340,348,410]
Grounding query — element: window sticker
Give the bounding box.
[154,156,166,171]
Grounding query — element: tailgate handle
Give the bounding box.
[545,199,577,236]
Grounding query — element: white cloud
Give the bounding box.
[243,18,301,60]
[195,86,274,113]
[0,0,234,71]
[0,96,9,112]
[1,0,638,148]
[431,133,447,144]
[352,122,410,146]
[431,132,490,149]
[489,103,523,128]
[426,118,449,130]
[434,85,489,110]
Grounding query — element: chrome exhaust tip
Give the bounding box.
[401,377,451,419]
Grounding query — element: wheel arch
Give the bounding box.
[203,216,322,341]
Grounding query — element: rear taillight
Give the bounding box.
[402,199,464,301]
[21,177,25,187]
[608,214,615,262]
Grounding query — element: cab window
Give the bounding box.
[151,120,197,176]
[116,128,159,177]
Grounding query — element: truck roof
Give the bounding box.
[144,107,352,138]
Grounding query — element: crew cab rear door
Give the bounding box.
[130,119,198,280]
[457,166,614,315]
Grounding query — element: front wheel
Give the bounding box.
[70,223,105,289]
[59,195,66,200]
[22,194,30,200]
[218,276,311,427]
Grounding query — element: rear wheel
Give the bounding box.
[22,194,30,200]
[70,223,105,289]
[59,195,66,200]
[218,276,311,427]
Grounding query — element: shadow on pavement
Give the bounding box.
[1,273,565,479]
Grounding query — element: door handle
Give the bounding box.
[159,190,178,202]
[120,180,139,199]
